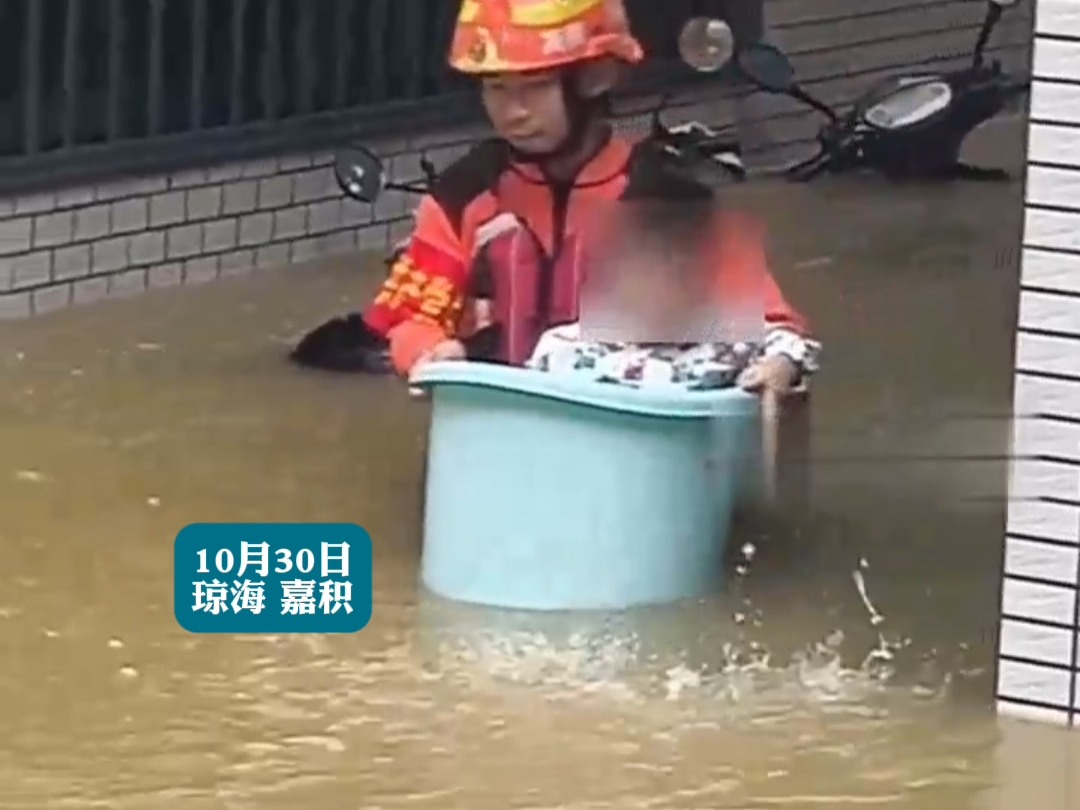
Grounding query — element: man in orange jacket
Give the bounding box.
[361,0,818,394]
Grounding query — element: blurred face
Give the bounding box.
[480,69,571,154]
[584,214,713,343]
[612,246,705,337]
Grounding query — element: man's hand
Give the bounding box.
[407,339,467,398]
[738,353,800,395]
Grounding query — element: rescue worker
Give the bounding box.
[359,0,817,394]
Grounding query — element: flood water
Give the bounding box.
[2,119,1079,809]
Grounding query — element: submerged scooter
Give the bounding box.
[287,152,439,374]
[288,144,475,374]
[731,0,1030,182]
[289,19,747,375]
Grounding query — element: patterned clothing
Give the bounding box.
[526,322,821,391]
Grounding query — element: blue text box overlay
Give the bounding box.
[174,523,373,633]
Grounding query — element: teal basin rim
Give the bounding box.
[411,360,758,419]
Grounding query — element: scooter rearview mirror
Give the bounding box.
[734,42,797,93]
[972,0,1018,67]
[333,144,386,203]
[735,41,840,122]
[678,17,734,72]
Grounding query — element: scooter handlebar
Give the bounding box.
[692,134,742,156]
[782,147,832,182]
[660,122,738,153]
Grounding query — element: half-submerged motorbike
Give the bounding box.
[287,150,438,374]
[730,0,1030,182]
[290,17,747,375]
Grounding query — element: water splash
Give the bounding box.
[413,540,957,718]
[421,614,904,719]
[853,558,885,626]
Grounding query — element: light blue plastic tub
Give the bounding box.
[409,361,760,611]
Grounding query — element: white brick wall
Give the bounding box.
[0,133,440,319]
[996,0,1080,728]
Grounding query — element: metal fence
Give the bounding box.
[0,0,747,195]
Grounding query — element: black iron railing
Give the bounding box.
[0,0,741,195]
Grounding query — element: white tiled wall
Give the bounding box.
[997,0,1080,728]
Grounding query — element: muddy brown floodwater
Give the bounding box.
[1,119,1078,809]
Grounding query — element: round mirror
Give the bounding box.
[678,17,734,73]
[735,42,796,93]
[333,145,385,203]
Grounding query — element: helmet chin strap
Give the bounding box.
[508,69,607,168]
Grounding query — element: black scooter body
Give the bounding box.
[736,0,1030,182]
[824,64,1028,181]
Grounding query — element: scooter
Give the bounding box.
[731,0,1030,182]
[289,82,748,374]
[286,148,434,374]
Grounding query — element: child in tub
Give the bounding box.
[524,197,821,393]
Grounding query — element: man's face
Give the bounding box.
[480,69,570,154]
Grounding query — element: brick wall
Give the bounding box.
[0,0,1033,320]
[996,0,1080,730]
[0,135,457,319]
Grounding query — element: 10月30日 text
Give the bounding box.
[173,523,373,634]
